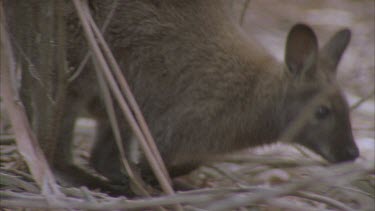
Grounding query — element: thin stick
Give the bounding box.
[294,191,356,211]
[76,0,173,193]
[71,0,148,188]
[93,59,151,197]
[267,198,326,211]
[68,0,119,82]
[0,1,62,198]
[239,0,250,26]
[72,2,180,210]
[83,2,170,180]
[350,89,375,110]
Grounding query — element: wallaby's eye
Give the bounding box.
[315,105,331,119]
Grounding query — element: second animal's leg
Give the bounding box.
[51,93,127,195]
[90,119,129,185]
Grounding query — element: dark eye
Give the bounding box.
[315,105,331,119]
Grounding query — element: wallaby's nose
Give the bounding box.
[337,145,360,162]
[346,146,360,160]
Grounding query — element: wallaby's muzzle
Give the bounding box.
[327,142,359,163]
[302,137,360,163]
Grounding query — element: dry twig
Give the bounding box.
[0,2,62,198]
[72,1,180,210]
[239,0,251,25]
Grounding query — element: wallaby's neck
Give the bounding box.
[237,58,287,149]
[228,28,288,150]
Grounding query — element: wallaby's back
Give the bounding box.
[87,0,280,166]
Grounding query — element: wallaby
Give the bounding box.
[5,0,359,195]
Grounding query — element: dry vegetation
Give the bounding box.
[1,0,374,210]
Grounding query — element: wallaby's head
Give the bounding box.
[280,24,359,163]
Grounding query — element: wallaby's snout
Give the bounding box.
[326,116,359,163]
[316,136,359,163]
[335,142,360,162]
[304,117,360,163]
[284,89,360,163]
[308,139,359,163]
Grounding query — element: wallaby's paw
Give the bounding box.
[54,164,134,197]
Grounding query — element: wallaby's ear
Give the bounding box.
[285,24,318,79]
[321,29,351,75]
